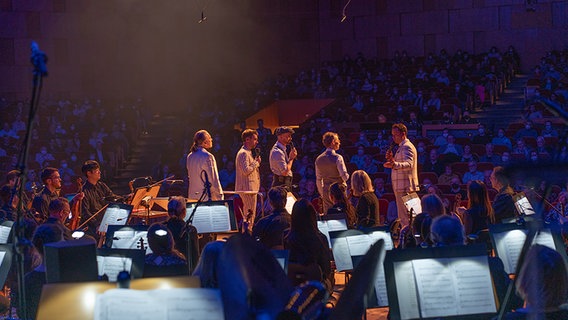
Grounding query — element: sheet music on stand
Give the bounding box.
[384,244,497,320]
[96,248,145,282]
[0,244,12,288]
[489,222,566,274]
[317,213,348,248]
[0,221,14,244]
[106,225,152,255]
[98,203,133,233]
[185,200,237,234]
[402,192,421,217]
[513,192,536,216]
[330,228,394,272]
[94,287,224,320]
[285,192,296,215]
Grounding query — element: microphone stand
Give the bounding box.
[183,185,208,275]
[11,42,48,320]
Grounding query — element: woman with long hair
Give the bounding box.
[458,180,494,235]
[327,182,356,228]
[350,170,380,228]
[186,130,223,201]
[285,199,333,291]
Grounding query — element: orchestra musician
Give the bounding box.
[31,167,63,222]
[81,160,119,237]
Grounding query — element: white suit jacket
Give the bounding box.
[186,147,223,200]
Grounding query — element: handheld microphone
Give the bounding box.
[252,148,260,158]
[289,141,295,149]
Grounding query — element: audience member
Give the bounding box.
[422,148,444,176]
[514,121,538,140]
[438,164,459,185]
[463,160,484,183]
[492,128,513,150]
[472,124,492,145]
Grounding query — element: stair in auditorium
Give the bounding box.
[111,114,184,194]
[470,74,528,131]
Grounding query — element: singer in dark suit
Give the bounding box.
[235,129,261,228]
[315,132,349,213]
[269,127,297,189]
[383,123,419,228]
[186,130,223,201]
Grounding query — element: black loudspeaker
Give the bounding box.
[44,238,98,283]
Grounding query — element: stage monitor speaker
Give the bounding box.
[44,238,98,283]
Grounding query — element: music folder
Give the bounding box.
[98,203,133,233]
[106,225,152,255]
[384,244,497,320]
[185,200,237,234]
[489,222,567,274]
[96,248,145,282]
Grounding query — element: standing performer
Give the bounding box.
[81,160,118,235]
[315,132,349,213]
[383,123,419,228]
[269,126,297,189]
[235,129,261,228]
[186,130,223,201]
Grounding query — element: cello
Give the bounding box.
[67,177,83,231]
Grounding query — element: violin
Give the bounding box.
[67,177,83,231]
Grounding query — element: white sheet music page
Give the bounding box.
[533,229,556,249]
[94,288,224,320]
[393,260,420,320]
[0,225,10,244]
[345,234,373,256]
[330,237,352,271]
[99,207,129,233]
[373,248,389,307]
[316,221,331,247]
[326,219,347,232]
[493,229,526,274]
[111,231,151,254]
[192,205,231,233]
[368,231,394,251]
[412,258,458,318]
[96,256,133,282]
[450,256,496,315]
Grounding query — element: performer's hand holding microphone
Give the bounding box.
[289,141,298,161]
[383,142,395,168]
[252,148,262,165]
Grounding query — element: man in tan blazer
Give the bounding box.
[235,129,261,229]
[384,123,419,228]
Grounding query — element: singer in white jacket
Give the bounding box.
[235,129,261,228]
[186,130,223,201]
